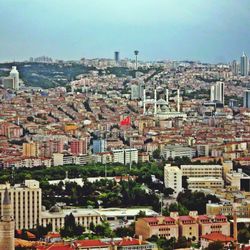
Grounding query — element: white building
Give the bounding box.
[112,148,138,165]
[0,180,41,230]
[162,145,195,159]
[226,169,250,191]
[164,165,182,197]
[240,52,249,76]
[210,81,224,104]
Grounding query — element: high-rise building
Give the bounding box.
[231,60,238,76]
[164,165,182,196]
[210,81,224,104]
[131,84,140,100]
[0,180,41,230]
[70,138,88,155]
[9,66,20,90]
[240,52,249,76]
[22,142,40,157]
[93,139,106,154]
[243,90,250,108]
[114,51,119,65]
[0,188,14,250]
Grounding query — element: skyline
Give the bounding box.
[0,0,250,63]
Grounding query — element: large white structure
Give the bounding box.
[240,52,249,76]
[210,81,224,104]
[164,165,182,197]
[112,148,138,165]
[0,180,41,229]
[243,90,250,108]
[162,144,195,159]
[143,87,186,119]
[9,66,20,90]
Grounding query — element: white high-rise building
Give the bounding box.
[240,52,249,76]
[244,90,250,108]
[210,81,224,104]
[9,66,20,90]
[164,165,182,197]
[131,84,140,100]
[112,148,138,165]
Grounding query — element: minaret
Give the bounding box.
[154,88,157,115]
[0,188,15,250]
[177,89,180,112]
[165,88,169,104]
[143,89,146,115]
[233,210,238,250]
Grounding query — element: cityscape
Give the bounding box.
[1,1,250,250]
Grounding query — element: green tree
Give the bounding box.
[206,241,224,250]
[152,149,161,159]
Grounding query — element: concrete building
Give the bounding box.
[181,165,223,178]
[70,138,88,155]
[187,177,224,191]
[22,142,40,157]
[9,66,20,90]
[240,52,249,76]
[164,165,182,196]
[0,180,41,230]
[112,148,138,165]
[243,89,250,108]
[210,81,224,104]
[0,188,14,250]
[131,84,140,100]
[226,170,250,191]
[2,77,15,89]
[162,145,195,159]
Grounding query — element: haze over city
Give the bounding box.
[1,0,250,62]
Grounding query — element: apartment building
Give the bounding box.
[164,165,182,196]
[226,169,250,191]
[112,148,138,165]
[181,165,223,178]
[162,145,195,159]
[0,180,42,230]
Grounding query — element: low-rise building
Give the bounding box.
[181,165,222,178]
[187,177,224,191]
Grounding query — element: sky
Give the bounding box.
[0,0,250,63]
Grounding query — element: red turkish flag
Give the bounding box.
[120,116,131,126]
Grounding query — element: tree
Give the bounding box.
[60,213,84,238]
[206,241,224,250]
[238,226,250,243]
[136,210,146,219]
[152,149,161,159]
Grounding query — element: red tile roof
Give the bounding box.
[201,232,234,243]
[74,239,108,247]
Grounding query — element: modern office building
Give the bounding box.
[240,52,249,76]
[210,81,224,104]
[243,90,250,108]
[164,165,182,196]
[0,180,41,230]
[93,139,106,154]
[114,51,119,65]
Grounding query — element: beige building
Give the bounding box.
[135,211,230,242]
[206,202,250,218]
[0,180,41,230]
[22,142,40,157]
[187,177,224,191]
[181,165,222,178]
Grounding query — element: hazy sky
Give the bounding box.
[0,0,250,63]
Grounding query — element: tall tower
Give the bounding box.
[240,52,249,76]
[114,51,119,65]
[0,188,15,250]
[243,90,250,108]
[9,66,20,90]
[134,50,139,70]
